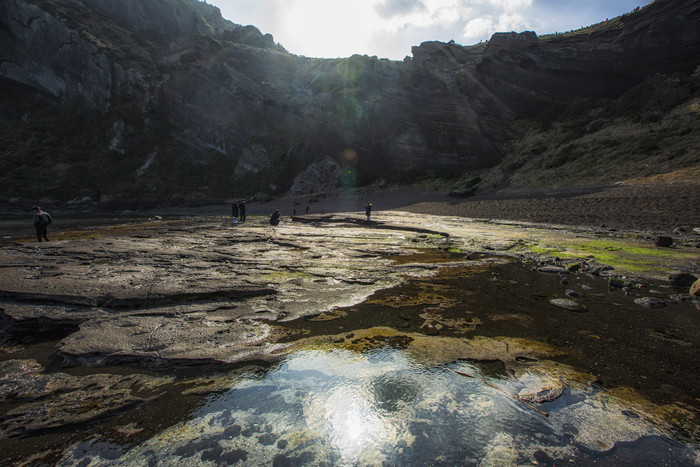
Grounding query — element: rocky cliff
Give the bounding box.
[1,0,699,207]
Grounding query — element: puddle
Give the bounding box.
[51,347,699,466]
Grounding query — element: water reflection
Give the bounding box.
[55,343,700,466]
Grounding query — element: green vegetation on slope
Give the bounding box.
[477,70,700,190]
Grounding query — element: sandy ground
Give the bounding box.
[4,171,698,238]
[400,180,700,233]
[255,175,700,235]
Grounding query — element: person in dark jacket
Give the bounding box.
[270,210,281,226]
[232,201,239,223]
[364,202,372,221]
[32,206,52,242]
[239,200,247,223]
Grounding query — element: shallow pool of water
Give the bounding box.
[48,346,698,466]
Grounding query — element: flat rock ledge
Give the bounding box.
[0,359,172,438]
[0,214,467,368]
[1,212,696,368]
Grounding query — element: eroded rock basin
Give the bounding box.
[0,212,699,465]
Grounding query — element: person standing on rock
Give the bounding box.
[232,200,239,224]
[32,206,52,242]
[239,200,247,223]
[270,210,281,226]
[364,202,372,221]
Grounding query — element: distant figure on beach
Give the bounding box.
[305,205,309,214]
[364,202,372,221]
[232,201,239,224]
[292,204,297,215]
[270,210,281,226]
[32,206,52,242]
[239,200,246,223]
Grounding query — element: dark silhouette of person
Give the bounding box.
[32,206,52,242]
[364,202,372,221]
[305,205,309,214]
[239,200,247,223]
[232,201,239,223]
[292,205,297,215]
[270,210,281,226]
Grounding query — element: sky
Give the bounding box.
[206,0,654,60]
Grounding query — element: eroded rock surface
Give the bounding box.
[1,212,699,464]
[0,215,463,367]
[0,359,171,438]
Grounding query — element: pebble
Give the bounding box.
[633,297,666,308]
[537,266,570,274]
[549,298,588,312]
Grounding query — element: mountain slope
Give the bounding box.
[1,0,698,207]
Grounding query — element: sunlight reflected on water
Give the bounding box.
[57,346,700,466]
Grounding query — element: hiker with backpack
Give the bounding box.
[32,206,52,242]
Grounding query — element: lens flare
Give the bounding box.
[342,148,357,162]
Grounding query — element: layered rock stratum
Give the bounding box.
[1,0,699,204]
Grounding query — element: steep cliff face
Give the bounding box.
[1,0,698,205]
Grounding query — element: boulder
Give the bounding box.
[655,236,673,247]
[289,157,341,195]
[690,279,700,297]
[669,272,698,288]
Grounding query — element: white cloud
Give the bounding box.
[463,16,496,39]
[375,0,426,20]
[207,0,654,60]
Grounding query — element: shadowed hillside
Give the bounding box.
[1,0,698,209]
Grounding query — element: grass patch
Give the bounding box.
[524,237,697,276]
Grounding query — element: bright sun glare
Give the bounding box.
[207,0,656,60]
[275,0,394,58]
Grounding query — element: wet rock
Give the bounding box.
[608,278,631,289]
[634,297,667,309]
[57,312,291,367]
[549,298,588,312]
[655,236,673,247]
[421,323,441,335]
[481,433,518,466]
[537,266,569,274]
[690,279,700,297]
[550,391,665,453]
[517,374,565,403]
[2,216,470,367]
[565,289,583,298]
[0,359,169,438]
[566,263,582,272]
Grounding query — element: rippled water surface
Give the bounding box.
[50,346,698,466]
